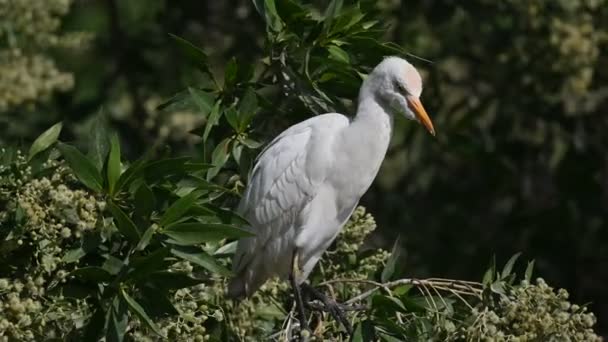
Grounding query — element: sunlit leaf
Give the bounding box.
[107,133,121,196]
[171,246,232,276]
[121,289,164,337]
[29,122,62,161]
[57,143,103,192]
[162,222,253,245]
[107,200,141,242]
[160,190,201,227]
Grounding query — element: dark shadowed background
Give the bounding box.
[2,0,607,336]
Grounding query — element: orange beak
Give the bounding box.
[407,96,435,136]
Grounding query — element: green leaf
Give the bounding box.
[327,45,350,64]
[240,137,263,149]
[114,159,146,194]
[225,107,239,132]
[127,247,170,280]
[139,286,179,318]
[57,143,103,192]
[203,100,222,142]
[70,267,113,282]
[121,289,164,337]
[163,223,254,245]
[107,200,141,242]
[102,256,125,275]
[144,157,190,182]
[482,255,497,286]
[188,87,214,117]
[525,260,535,282]
[168,33,211,76]
[88,111,111,171]
[83,307,105,342]
[224,57,238,89]
[238,87,258,131]
[146,271,206,291]
[501,252,521,280]
[232,143,243,165]
[29,122,62,161]
[62,247,86,263]
[160,190,201,227]
[381,235,403,283]
[207,138,231,179]
[107,133,122,196]
[106,296,128,342]
[372,294,406,314]
[323,0,344,31]
[136,225,156,251]
[171,246,232,276]
[134,183,155,219]
[253,0,283,32]
[352,320,376,342]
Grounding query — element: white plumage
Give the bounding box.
[228,57,434,298]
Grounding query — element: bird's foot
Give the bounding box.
[300,283,362,335]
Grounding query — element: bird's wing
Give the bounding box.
[231,114,349,274]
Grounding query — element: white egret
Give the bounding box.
[228,56,435,332]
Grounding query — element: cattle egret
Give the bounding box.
[228,56,435,332]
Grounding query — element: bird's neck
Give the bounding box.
[339,96,393,174]
[352,95,394,140]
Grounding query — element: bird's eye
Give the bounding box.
[394,81,407,94]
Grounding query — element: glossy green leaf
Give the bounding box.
[70,266,113,282]
[106,297,128,342]
[57,143,103,192]
[146,271,206,291]
[525,260,535,282]
[501,252,521,280]
[102,256,125,275]
[171,246,232,276]
[160,190,201,227]
[134,183,155,219]
[83,307,105,342]
[135,225,156,251]
[144,157,190,182]
[29,122,62,161]
[224,57,238,89]
[352,320,376,342]
[107,133,121,196]
[240,137,263,149]
[168,33,212,77]
[62,247,86,263]
[163,222,253,245]
[121,289,164,337]
[127,247,170,280]
[327,45,350,64]
[323,0,343,31]
[238,87,258,131]
[225,107,239,132]
[107,200,141,242]
[188,87,214,117]
[88,111,111,171]
[114,159,146,194]
[203,100,222,142]
[381,235,403,283]
[207,138,231,179]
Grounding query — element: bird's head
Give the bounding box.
[362,56,435,135]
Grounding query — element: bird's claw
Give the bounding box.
[300,283,356,335]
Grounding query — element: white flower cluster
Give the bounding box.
[0,0,90,110]
[457,278,601,341]
[322,206,390,289]
[0,152,99,341]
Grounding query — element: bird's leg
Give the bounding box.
[290,252,310,335]
[300,283,356,335]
